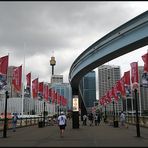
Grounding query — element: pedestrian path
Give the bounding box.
[0,120,148,147]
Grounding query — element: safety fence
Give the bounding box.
[0,116,54,131]
[106,115,148,128]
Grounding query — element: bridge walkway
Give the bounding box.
[0,119,148,147]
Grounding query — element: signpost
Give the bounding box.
[72,96,79,129]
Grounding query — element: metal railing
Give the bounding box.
[0,116,46,131]
[106,115,148,128]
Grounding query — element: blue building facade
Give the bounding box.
[79,71,96,113]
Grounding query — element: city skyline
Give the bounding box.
[0,2,148,83]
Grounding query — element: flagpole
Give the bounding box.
[21,43,26,116]
[130,80,134,123]
[137,65,142,117]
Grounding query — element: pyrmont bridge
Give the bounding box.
[69,11,148,128]
[0,11,148,147]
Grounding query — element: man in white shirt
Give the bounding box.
[58,111,67,137]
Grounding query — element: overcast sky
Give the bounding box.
[0,1,148,84]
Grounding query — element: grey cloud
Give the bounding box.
[0,2,147,82]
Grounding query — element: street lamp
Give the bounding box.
[112,98,118,127]
[3,91,9,138]
[43,101,46,127]
[112,99,115,123]
[133,82,140,137]
[104,105,107,122]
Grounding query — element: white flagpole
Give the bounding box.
[129,70,134,123]
[138,65,142,117]
[21,43,26,116]
[130,86,134,123]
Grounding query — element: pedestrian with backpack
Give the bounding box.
[12,113,18,132]
[57,111,67,137]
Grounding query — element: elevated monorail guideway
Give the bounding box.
[69,11,148,94]
[69,11,148,128]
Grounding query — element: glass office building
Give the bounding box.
[79,71,96,113]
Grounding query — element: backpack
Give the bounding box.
[13,115,17,122]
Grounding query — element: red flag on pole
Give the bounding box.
[39,82,44,99]
[12,65,22,92]
[48,88,52,101]
[123,71,130,85]
[116,79,126,97]
[25,72,31,97]
[141,53,148,87]
[0,55,9,90]
[112,86,118,102]
[123,70,132,96]
[57,93,60,104]
[130,62,139,84]
[26,72,31,88]
[0,55,8,75]
[44,84,48,101]
[106,91,112,103]
[142,53,148,72]
[32,78,38,98]
[60,95,63,105]
[51,89,55,103]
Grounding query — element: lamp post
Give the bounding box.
[112,98,119,127]
[133,83,140,137]
[112,99,115,123]
[43,101,45,127]
[104,105,107,122]
[3,91,9,138]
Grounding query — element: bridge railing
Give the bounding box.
[0,116,47,131]
[106,115,148,128]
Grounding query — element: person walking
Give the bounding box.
[88,113,94,126]
[12,113,18,132]
[120,111,126,127]
[95,113,100,126]
[57,111,67,137]
[82,114,87,126]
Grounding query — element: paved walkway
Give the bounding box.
[0,120,148,147]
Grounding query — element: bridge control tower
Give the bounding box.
[50,56,56,75]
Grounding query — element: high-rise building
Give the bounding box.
[50,74,72,113]
[51,75,63,84]
[98,65,122,114]
[79,71,96,113]
[51,83,72,111]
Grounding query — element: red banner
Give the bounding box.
[0,55,8,75]
[106,90,112,103]
[123,71,130,85]
[100,96,106,106]
[116,79,126,97]
[26,72,31,88]
[112,86,118,102]
[57,93,61,104]
[51,89,55,103]
[55,92,57,103]
[130,62,139,84]
[60,95,63,105]
[48,88,52,102]
[12,65,22,92]
[44,84,48,101]
[38,82,44,99]
[32,78,38,98]
[142,53,148,72]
